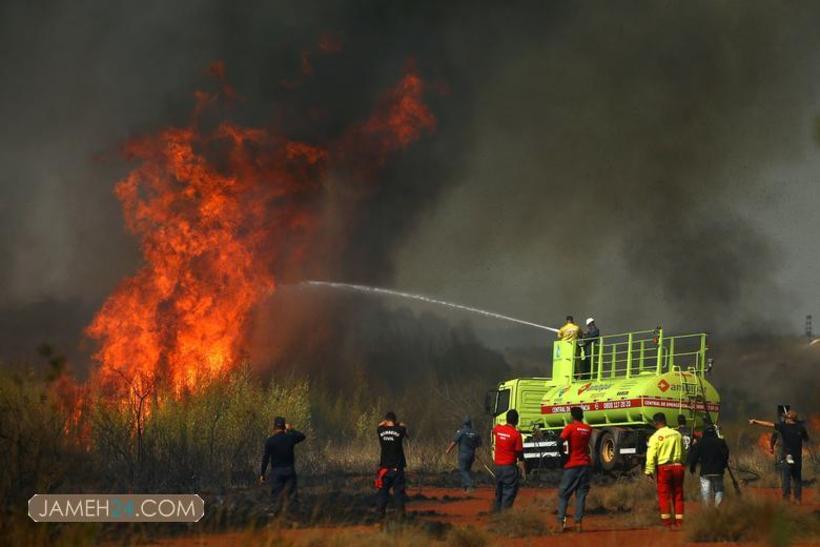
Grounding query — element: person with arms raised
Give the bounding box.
[259,416,306,515]
[376,411,409,518]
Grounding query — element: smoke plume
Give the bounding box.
[1,2,820,390]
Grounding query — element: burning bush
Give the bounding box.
[89,366,312,490]
[86,61,436,400]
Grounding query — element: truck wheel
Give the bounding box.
[597,431,618,472]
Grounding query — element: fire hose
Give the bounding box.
[476,454,496,479]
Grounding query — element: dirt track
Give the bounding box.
[154,484,818,546]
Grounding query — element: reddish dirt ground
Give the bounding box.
[155,485,818,546]
[410,485,815,546]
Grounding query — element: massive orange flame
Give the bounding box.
[87,62,435,396]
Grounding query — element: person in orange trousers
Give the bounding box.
[645,412,685,527]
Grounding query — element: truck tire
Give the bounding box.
[597,431,618,472]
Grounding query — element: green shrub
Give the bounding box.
[0,371,90,504]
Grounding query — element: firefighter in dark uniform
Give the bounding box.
[259,416,306,514]
[376,411,408,517]
[446,416,482,491]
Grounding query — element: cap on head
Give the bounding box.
[652,412,667,426]
[570,406,584,421]
[274,416,286,429]
[506,409,519,426]
[385,411,397,422]
[566,315,574,323]
[586,317,594,326]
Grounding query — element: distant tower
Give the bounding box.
[806,315,813,339]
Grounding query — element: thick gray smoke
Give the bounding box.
[1,2,820,376]
[395,3,820,338]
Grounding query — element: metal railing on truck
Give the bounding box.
[577,328,707,380]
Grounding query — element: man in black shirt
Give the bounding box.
[579,318,600,380]
[260,416,306,513]
[376,411,408,517]
[688,425,729,506]
[750,410,810,503]
[774,411,810,503]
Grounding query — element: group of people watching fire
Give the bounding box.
[259,406,809,532]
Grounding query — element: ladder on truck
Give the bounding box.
[676,367,702,420]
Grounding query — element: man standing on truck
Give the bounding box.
[557,316,582,342]
[645,412,685,527]
[446,416,482,492]
[687,425,729,506]
[376,411,409,518]
[259,416,306,515]
[492,409,524,511]
[578,318,600,380]
[556,406,593,532]
[749,410,810,503]
[559,316,583,375]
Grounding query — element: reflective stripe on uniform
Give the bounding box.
[523,441,557,448]
[523,451,559,459]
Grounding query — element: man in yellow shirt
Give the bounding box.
[644,412,685,527]
[557,316,582,342]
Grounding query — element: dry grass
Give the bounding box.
[446,525,492,547]
[233,520,454,547]
[584,477,659,527]
[313,438,459,476]
[487,506,551,538]
[731,446,781,488]
[0,513,103,547]
[3,365,817,547]
[534,475,659,527]
[684,498,820,545]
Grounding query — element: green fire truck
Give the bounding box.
[485,328,720,471]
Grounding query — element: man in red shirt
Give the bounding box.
[492,409,525,511]
[557,406,593,532]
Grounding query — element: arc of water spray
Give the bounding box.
[302,281,560,333]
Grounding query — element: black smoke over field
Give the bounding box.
[394,3,820,336]
[1,2,819,383]
[711,337,820,419]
